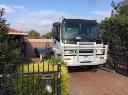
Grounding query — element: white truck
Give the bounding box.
[52,18,108,71]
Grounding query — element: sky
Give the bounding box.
[0,0,121,34]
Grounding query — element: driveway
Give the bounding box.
[69,69,128,95]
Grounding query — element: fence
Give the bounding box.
[103,48,128,76]
[0,60,61,95]
[24,38,53,58]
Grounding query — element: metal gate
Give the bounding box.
[102,48,128,76]
[0,60,61,95]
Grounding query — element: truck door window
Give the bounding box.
[54,25,60,42]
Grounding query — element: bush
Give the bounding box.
[17,59,70,95]
[101,0,128,52]
[0,9,24,95]
[101,16,128,50]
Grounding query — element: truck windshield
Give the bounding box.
[61,20,101,44]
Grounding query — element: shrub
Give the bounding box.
[101,0,128,50]
[0,8,23,95]
[17,59,70,95]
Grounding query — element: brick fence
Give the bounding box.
[24,38,53,58]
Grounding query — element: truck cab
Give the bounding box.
[52,18,108,67]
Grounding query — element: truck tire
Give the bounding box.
[89,66,98,72]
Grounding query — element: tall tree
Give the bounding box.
[0,8,21,73]
[101,0,128,59]
[111,0,128,16]
[0,8,23,94]
[28,29,40,38]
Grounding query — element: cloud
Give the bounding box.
[2,4,107,34]
[11,21,51,34]
[13,5,27,11]
[30,10,75,19]
[0,4,15,13]
[14,17,26,24]
[0,4,27,13]
[10,9,102,34]
[10,10,86,34]
[31,10,62,17]
[40,20,53,26]
[91,11,111,17]
[30,10,91,20]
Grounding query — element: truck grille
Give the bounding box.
[79,50,93,53]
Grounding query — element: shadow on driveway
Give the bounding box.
[68,66,91,73]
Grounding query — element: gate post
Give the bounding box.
[57,62,61,95]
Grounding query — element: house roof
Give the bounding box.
[7,28,28,36]
[24,38,53,42]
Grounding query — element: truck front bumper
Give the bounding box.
[64,56,107,66]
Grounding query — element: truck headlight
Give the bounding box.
[96,49,104,55]
[64,50,75,55]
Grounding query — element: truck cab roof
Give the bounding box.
[53,19,98,26]
[63,19,97,23]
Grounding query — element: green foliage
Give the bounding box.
[43,32,52,39]
[101,15,128,49]
[0,8,22,73]
[28,29,40,38]
[17,59,70,95]
[101,0,128,59]
[111,0,128,16]
[0,8,23,94]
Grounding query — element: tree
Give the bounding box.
[0,8,21,73]
[102,16,128,49]
[27,29,40,38]
[101,0,128,59]
[44,32,52,39]
[111,0,128,16]
[0,8,23,94]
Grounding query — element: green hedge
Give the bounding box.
[17,59,70,95]
[101,15,128,49]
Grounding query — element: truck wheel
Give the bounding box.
[68,67,74,73]
[90,66,98,72]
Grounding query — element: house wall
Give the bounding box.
[24,38,53,58]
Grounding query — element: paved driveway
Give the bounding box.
[69,69,128,95]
